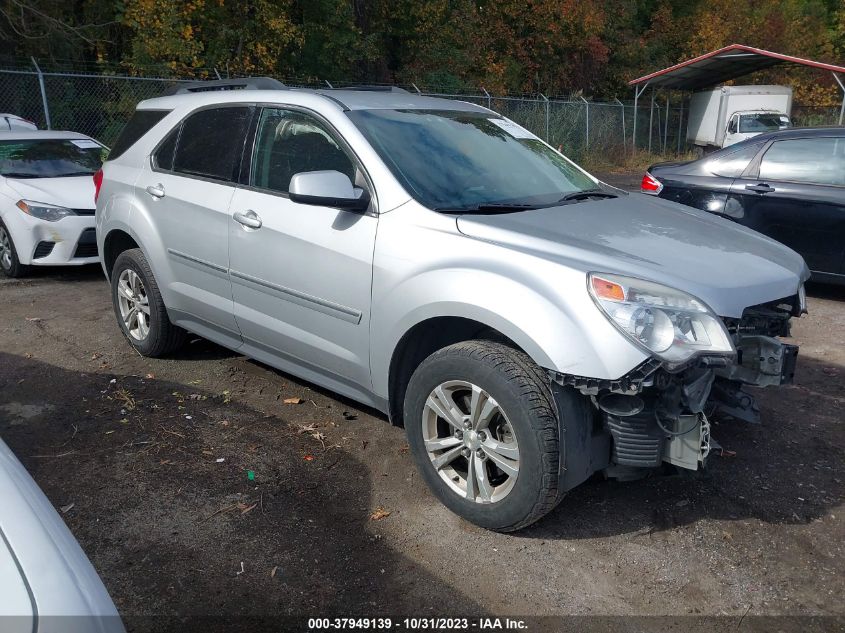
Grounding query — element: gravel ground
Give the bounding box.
[0,257,843,630]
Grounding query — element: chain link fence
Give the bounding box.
[2,66,839,165]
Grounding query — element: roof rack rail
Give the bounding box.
[323,85,409,93]
[164,77,286,96]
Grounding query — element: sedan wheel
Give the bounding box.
[0,225,12,270]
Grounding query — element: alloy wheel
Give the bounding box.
[116,268,151,341]
[422,380,520,504]
[0,226,11,270]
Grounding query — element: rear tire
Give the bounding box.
[111,248,186,357]
[404,340,563,532]
[0,220,30,278]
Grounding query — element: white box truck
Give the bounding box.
[686,85,792,152]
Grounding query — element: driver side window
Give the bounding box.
[250,108,356,194]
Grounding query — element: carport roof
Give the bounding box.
[629,44,845,90]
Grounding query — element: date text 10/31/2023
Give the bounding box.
[307,618,528,630]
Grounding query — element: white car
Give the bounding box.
[0,130,106,277]
[0,438,124,632]
[0,114,38,132]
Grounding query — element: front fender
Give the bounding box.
[370,266,648,399]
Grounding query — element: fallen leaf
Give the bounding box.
[270,566,279,579]
[399,444,409,455]
[370,507,391,521]
[60,503,75,514]
[239,502,258,515]
[25,317,41,322]
[145,373,155,379]
[342,411,358,420]
[284,397,304,405]
[91,353,102,360]
[303,454,315,461]
[822,366,839,376]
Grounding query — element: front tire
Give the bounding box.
[111,248,185,357]
[404,340,563,532]
[0,220,30,278]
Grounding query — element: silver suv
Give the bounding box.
[96,79,808,532]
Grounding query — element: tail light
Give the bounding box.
[93,168,104,203]
[641,172,663,195]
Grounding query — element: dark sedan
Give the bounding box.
[642,127,845,284]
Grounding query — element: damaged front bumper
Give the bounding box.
[549,295,802,490]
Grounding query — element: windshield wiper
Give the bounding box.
[559,189,618,202]
[436,202,541,214]
[1,172,38,179]
[53,171,96,177]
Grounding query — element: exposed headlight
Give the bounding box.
[16,199,76,222]
[588,272,735,369]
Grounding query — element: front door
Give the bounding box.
[728,136,845,275]
[227,107,378,399]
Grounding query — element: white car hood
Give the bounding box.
[3,176,96,210]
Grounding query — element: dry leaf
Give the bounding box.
[370,507,391,521]
[303,454,315,461]
[238,502,258,515]
[270,566,279,579]
[284,397,304,405]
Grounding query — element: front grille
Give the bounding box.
[33,241,54,259]
[73,228,98,258]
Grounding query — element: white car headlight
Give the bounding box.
[588,272,735,368]
[17,199,77,222]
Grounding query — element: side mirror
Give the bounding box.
[288,170,370,212]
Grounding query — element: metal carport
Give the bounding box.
[628,44,845,152]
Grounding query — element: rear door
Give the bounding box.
[136,105,253,341]
[658,142,763,216]
[728,136,845,275]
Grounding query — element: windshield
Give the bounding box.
[0,138,105,178]
[346,109,597,211]
[738,113,791,134]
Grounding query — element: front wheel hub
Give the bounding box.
[422,380,520,504]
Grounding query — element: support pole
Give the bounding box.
[481,87,492,110]
[540,94,550,142]
[632,82,649,154]
[833,72,845,126]
[31,57,51,130]
[664,94,670,154]
[677,101,684,154]
[614,98,626,153]
[648,89,655,153]
[580,96,589,151]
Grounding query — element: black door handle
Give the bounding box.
[745,183,775,194]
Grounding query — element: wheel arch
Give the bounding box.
[102,229,139,279]
[384,312,551,428]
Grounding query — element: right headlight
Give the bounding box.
[17,200,77,222]
[588,272,735,369]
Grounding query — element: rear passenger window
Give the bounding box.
[109,109,170,160]
[708,143,763,178]
[759,137,845,186]
[172,107,252,182]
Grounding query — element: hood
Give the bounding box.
[456,194,808,318]
[3,175,96,210]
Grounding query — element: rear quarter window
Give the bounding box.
[708,143,764,178]
[108,109,170,160]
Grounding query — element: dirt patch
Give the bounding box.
[0,266,843,625]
